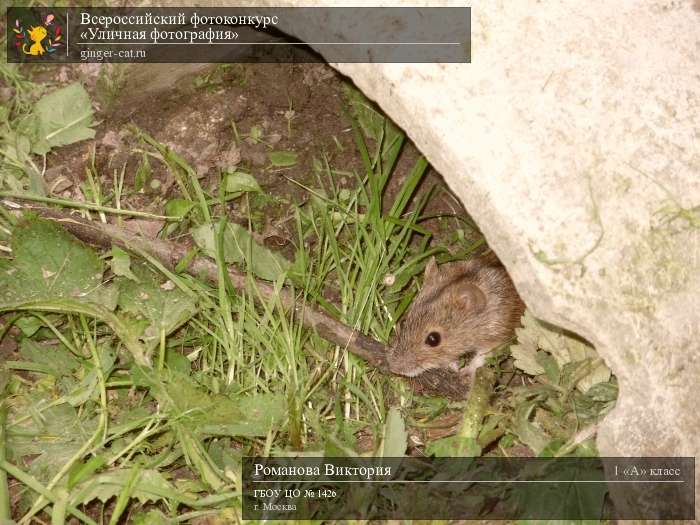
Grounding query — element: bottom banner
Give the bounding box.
[243,457,694,520]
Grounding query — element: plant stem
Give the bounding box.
[0,192,175,220]
[458,366,496,439]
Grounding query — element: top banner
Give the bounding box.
[7,7,471,63]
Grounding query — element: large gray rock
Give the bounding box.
[160,0,699,515]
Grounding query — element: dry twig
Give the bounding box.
[4,204,470,399]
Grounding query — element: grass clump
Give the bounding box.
[0,72,465,521]
[0,68,617,523]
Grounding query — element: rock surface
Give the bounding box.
[161,0,699,515]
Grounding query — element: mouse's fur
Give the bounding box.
[387,255,525,379]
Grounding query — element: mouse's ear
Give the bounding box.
[423,256,438,280]
[456,283,487,313]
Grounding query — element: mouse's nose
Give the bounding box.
[386,350,409,376]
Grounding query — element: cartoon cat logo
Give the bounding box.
[14,13,62,58]
[24,25,48,55]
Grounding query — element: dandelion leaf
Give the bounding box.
[0,217,117,310]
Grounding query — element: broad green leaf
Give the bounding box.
[0,129,33,192]
[576,359,612,393]
[63,367,100,406]
[536,351,560,384]
[14,315,43,337]
[141,369,284,437]
[0,218,117,310]
[585,381,618,403]
[191,222,290,281]
[109,403,152,427]
[70,469,187,507]
[541,330,596,368]
[164,198,194,220]
[110,246,138,282]
[268,150,298,167]
[512,311,611,392]
[207,439,243,477]
[517,311,592,366]
[174,477,209,493]
[426,436,481,457]
[0,220,146,364]
[165,350,191,375]
[19,339,79,377]
[510,334,544,376]
[116,263,197,349]
[222,171,261,194]
[571,387,617,422]
[7,403,98,482]
[188,391,284,438]
[538,439,566,457]
[131,510,172,525]
[512,400,549,455]
[26,83,96,155]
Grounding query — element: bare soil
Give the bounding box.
[42,62,477,253]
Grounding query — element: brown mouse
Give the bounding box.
[387,254,525,381]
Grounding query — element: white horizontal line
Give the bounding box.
[251,479,685,483]
[75,42,462,45]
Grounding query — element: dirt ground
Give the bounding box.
[44,62,477,254]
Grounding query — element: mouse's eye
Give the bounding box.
[425,331,441,347]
